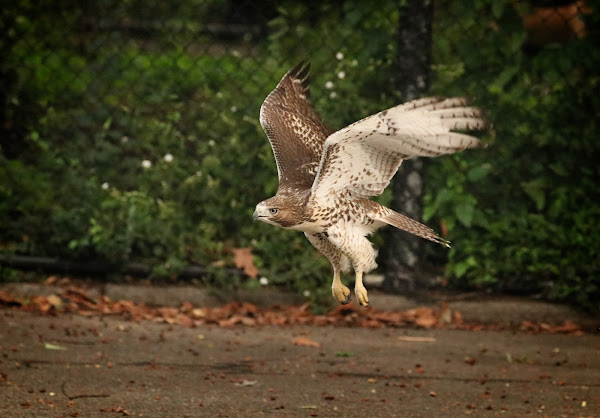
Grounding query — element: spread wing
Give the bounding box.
[260,62,334,190]
[310,97,487,201]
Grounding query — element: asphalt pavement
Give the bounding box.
[1,301,599,417]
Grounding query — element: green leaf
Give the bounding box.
[467,164,491,182]
[424,188,453,221]
[201,155,221,170]
[491,0,504,19]
[422,204,436,222]
[102,117,112,130]
[455,201,474,227]
[520,180,546,211]
[488,65,520,94]
[453,262,469,278]
[452,256,477,278]
[176,55,193,71]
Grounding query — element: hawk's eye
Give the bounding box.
[269,208,278,215]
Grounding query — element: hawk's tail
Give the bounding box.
[367,202,450,248]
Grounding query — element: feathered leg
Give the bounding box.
[326,227,378,307]
[305,232,351,304]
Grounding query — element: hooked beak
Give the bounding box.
[253,204,269,221]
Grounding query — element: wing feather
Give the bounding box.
[311,97,486,201]
[260,62,334,189]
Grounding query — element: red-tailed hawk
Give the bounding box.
[254,62,486,306]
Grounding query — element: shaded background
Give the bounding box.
[1,0,598,310]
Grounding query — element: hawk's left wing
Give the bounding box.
[310,97,487,201]
[260,62,334,190]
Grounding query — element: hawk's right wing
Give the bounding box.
[260,62,334,190]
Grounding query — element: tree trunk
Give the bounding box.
[382,0,434,292]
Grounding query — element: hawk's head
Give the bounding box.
[253,196,302,229]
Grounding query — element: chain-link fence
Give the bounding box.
[1,1,598,308]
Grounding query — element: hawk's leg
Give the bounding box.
[354,270,369,307]
[304,232,351,305]
[326,229,378,307]
[331,269,351,305]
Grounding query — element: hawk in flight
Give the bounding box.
[254,63,486,306]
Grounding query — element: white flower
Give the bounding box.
[337,71,345,79]
[325,81,334,89]
[163,153,173,162]
[230,106,238,113]
[208,139,215,147]
[121,136,129,144]
[141,160,152,168]
[303,290,311,297]
[259,277,269,286]
[329,91,337,99]
[101,182,109,190]
[336,52,344,60]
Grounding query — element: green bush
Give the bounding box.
[426,1,600,311]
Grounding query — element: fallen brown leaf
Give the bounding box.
[0,291,22,307]
[438,302,452,324]
[409,307,438,328]
[397,336,436,342]
[292,336,321,348]
[44,276,59,285]
[234,379,257,387]
[0,285,588,335]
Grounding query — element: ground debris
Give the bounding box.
[233,379,257,387]
[0,286,586,334]
[292,336,322,348]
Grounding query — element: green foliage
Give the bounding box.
[0,1,399,295]
[426,0,600,311]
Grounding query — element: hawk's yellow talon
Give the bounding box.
[332,286,351,304]
[355,285,369,307]
[332,278,351,305]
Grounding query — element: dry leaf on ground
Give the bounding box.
[292,336,322,348]
[397,336,436,342]
[0,285,586,335]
